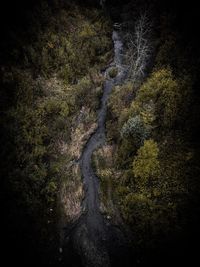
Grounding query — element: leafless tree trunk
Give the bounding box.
[125,12,153,84]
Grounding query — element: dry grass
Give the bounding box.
[58,107,98,224]
[60,163,83,222]
[93,145,123,223]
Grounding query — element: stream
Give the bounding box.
[62,29,130,267]
[80,29,127,221]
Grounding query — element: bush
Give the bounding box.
[133,139,160,183]
[108,67,118,78]
[120,115,150,146]
[108,82,133,118]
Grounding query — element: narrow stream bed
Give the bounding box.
[62,29,130,267]
[80,29,126,220]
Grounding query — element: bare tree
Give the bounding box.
[125,12,153,84]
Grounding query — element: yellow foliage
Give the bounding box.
[130,68,185,127]
[79,23,96,38]
[133,139,160,182]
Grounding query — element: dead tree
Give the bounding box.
[126,12,153,84]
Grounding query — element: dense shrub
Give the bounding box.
[120,115,150,146]
[108,67,118,78]
[130,68,191,128]
[133,139,160,183]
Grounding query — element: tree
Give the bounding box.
[130,68,187,128]
[120,115,150,146]
[133,139,160,183]
[126,12,153,83]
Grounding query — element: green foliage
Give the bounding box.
[130,68,190,128]
[133,139,160,183]
[116,138,136,168]
[120,115,150,146]
[79,22,96,38]
[1,2,113,263]
[91,4,199,259]
[41,98,70,117]
[108,82,133,119]
[15,4,112,81]
[2,0,199,262]
[108,67,118,78]
[106,82,134,142]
